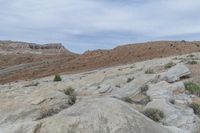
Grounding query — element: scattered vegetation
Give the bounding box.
[68,94,77,105]
[115,85,121,88]
[53,74,62,82]
[37,106,59,120]
[143,108,164,122]
[189,103,200,116]
[187,54,195,58]
[127,77,134,83]
[185,82,200,97]
[187,60,197,65]
[64,87,77,105]
[140,84,149,94]
[169,99,175,104]
[145,68,154,74]
[164,62,176,69]
[64,87,75,95]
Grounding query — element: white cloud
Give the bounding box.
[0,0,200,53]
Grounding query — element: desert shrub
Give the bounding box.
[169,99,175,104]
[143,108,164,122]
[164,62,176,69]
[53,74,62,82]
[64,87,76,105]
[187,60,197,65]
[37,107,58,120]
[140,84,149,94]
[68,94,77,105]
[145,68,154,74]
[185,82,200,96]
[64,87,75,95]
[189,103,200,116]
[115,85,121,88]
[187,54,195,58]
[127,77,134,83]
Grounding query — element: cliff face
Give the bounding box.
[0,41,69,54]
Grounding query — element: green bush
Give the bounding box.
[189,103,200,116]
[187,60,197,65]
[143,108,164,122]
[145,68,154,74]
[185,82,200,96]
[53,74,62,82]
[164,62,176,69]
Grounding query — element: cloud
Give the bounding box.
[0,0,200,53]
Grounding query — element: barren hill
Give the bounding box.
[1,40,200,83]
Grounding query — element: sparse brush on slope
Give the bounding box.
[189,103,200,116]
[187,60,197,65]
[164,62,176,69]
[145,68,154,74]
[54,74,62,82]
[64,87,76,105]
[185,82,200,97]
[143,108,164,122]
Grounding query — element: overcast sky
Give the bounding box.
[0,0,200,53]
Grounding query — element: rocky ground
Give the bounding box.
[1,52,200,133]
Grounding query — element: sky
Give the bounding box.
[1,0,200,53]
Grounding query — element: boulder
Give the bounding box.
[163,64,191,83]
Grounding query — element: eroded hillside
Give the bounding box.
[1,40,200,83]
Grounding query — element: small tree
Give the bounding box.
[53,74,62,82]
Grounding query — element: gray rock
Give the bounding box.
[163,64,191,83]
[39,97,172,133]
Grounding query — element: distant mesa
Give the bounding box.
[0,40,75,55]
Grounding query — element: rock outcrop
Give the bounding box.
[0,40,69,54]
[163,64,191,83]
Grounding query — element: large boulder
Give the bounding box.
[163,64,191,83]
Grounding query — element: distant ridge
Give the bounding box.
[1,40,200,83]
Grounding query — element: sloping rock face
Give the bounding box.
[0,86,70,133]
[1,52,200,133]
[39,97,172,133]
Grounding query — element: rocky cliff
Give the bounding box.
[0,40,70,54]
